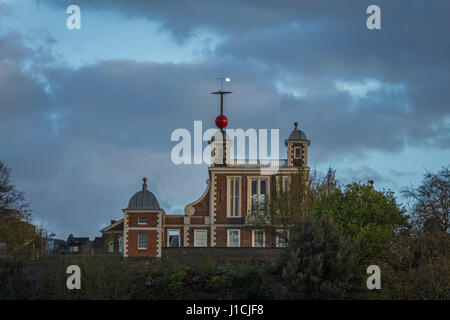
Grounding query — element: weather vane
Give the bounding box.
[212,77,231,130]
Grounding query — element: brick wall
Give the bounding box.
[127,212,158,227]
[127,229,158,257]
[191,189,210,216]
[162,247,283,264]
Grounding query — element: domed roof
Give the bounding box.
[287,122,307,141]
[126,177,161,210]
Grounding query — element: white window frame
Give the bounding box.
[252,230,265,248]
[247,176,270,215]
[138,217,148,224]
[119,237,124,253]
[294,146,302,159]
[167,229,181,247]
[138,233,147,250]
[227,229,241,247]
[227,176,242,217]
[194,229,208,247]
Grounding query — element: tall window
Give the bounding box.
[227,177,241,217]
[194,230,207,247]
[253,230,265,247]
[249,177,269,215]
[119,237,124,253]
[138,233,147,249]
[227,229,240,247]
[294,147,301,159]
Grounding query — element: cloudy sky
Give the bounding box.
[1,0,449,239]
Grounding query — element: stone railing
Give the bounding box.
[228,159,288,168]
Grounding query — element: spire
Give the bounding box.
[294,121,298,130]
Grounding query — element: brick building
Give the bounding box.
[101,121,310,257]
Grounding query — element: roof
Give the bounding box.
[126,177,161,210]
[100,219,124,233]
[287,122,307,141]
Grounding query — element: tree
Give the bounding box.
[251,168,339,247]
[315,182,408,264]
[0,161,30,221]
[309,168,340,202]
[273,214,363,299]
[250,171,313,247]
[402,167,450,233]
[0,161,46,299]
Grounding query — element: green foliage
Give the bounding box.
[0,258,32,299]
[274,214,363,299]
[136,259,186,299]
[315,183,408,264]
[0,165,448,300]
[386,231,450,299]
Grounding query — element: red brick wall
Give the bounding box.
[188,227,211,247]
[214,227,252,247]
[192,189,210,216]
[191,217,205,224]
[126,230,158,257]
[214,227,280,247]
[165,216,183,224]
[127,211,159,227]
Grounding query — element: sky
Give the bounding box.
[0,0,449,239]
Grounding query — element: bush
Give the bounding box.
[274,214,364,299]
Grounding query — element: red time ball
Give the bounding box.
[215,115,228,129]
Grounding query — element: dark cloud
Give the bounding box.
[2,0,449,238]
[339,165,398,189]
[42,0,450,155]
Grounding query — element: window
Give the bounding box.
[227,177,241,217]
[227,229,240,247]
[71,246,78,253]
[253,230,265,247]
[248,177,269,215]
[108,240,114,253]
[119,237,124,253]
[138,233,147,249]
[138,217,147,224]
[294,147,301,159]
[168,230,180,247]
[276,230,289,248]
[194,230,207,247]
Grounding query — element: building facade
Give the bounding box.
[101,122,310,258]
